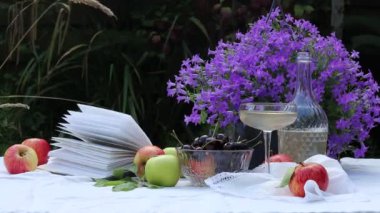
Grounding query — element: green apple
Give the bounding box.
[163,147,177,156]
[145,155,180,187]
[133,145,165,177]
[164,147,184,177]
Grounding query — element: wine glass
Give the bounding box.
[239,103,297,173]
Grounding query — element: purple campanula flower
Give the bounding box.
[167,8,380,158]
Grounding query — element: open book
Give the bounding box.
[39,104,152,178]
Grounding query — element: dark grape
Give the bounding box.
[193,135,208,147]
[223,136,230,143]
[194,146,203,150]
[192,141,202,147]
[216,133,226,141]
[191,134,252,151]
[203,138,220,150]
[205,137,216,143]
[198,135,208,143]
[193,137,199,144]
[182,144,193,150]
[223,142,249,150]
[215,140,224,150]
[203,145,214,150]
[223,142,233,150]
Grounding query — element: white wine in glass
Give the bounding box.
[239,103,297,173]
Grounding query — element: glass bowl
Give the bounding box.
[176,148,253,186]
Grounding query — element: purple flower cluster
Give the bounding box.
[167,9,380,158]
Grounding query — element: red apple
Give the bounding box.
[289,162,329,197]
[4,144,38,174]
[269,154,293,162]
[133,145,165,177]
[22,138,51,165]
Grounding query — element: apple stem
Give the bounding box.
[299,162,304,166]
[239,131,263,145]
[251,140,263,149]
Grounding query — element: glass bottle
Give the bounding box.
[278,52,328,162]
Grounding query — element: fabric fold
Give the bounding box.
[205,155,369,202]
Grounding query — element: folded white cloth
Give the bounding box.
[205,155,368,202]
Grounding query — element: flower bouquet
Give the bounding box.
[167,8,380,158]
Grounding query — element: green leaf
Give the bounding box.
[294,4,314,17]
[110,165,138,180]
[189,17,211,43]
[112,181,139,192]
[94,179,127,187]
[272,21,281,30]
[304,5,314,14]
[94,179,107,186]
[112,167,126,179]
[294,4,304,17]
[143,182,163,189]
[127,164,138,175]
[278,166,296,188]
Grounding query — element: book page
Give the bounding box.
[45,104,152,178]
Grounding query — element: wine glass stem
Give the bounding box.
[263,130,272,173]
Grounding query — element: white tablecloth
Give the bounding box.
[1,157,380,213]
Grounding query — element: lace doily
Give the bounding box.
[205,155,367,202]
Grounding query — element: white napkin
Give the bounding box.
[205,155,369,202]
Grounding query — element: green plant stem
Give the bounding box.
[1,2,69,71]
[0,103,30,110]
[0,95,90,105]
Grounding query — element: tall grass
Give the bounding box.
[0,0,117,153]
